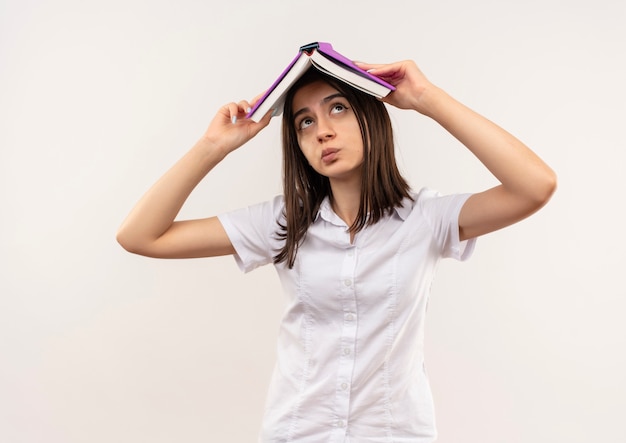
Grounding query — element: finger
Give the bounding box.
[237,100,252,115]
[250,90,268,106]
[356,63,384,75]
[254,107,274,129]
[368,63,405,77]
[243,105,273,138]
[354,61,393,72]
[228,100,257,125]
[356,62,405,85]
[226,102,242,124]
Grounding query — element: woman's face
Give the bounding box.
[291,80,364,183]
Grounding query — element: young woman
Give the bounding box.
[117,59,556,442]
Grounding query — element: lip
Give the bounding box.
[321,148,339,163]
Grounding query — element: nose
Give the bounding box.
[316,116,335,142]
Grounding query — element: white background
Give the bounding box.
[1,0,624,442]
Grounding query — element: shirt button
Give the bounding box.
[347,250,354,257]
[337,419,345,427]
[341,382,349,390]
[346,313,355,321]
[344,279,352,287]
[343,348,351,356]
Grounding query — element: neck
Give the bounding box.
[329,177,362,228]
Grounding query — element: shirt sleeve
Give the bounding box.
[217,195,285,273]
[416,188,476,261]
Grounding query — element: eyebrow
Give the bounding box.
[293,92,346,122]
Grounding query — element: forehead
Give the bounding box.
[292,80,341,111]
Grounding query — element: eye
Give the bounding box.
[298,117,314,130]
[331,103,348,114]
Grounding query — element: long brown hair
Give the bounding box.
[274,69,412,268]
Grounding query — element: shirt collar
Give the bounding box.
[315,195,414,225]
[394,196,414,221]
[317,197,345,227]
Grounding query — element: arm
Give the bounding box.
[356,60,557,241]
[116,99,273,258]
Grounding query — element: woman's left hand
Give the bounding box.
[358,59,557,242]
[354,60,435,114]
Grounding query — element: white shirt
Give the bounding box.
[218,188,476,443]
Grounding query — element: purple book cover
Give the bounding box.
[246,51,305,118]
[314,42,396,91]
[246,42,395,119]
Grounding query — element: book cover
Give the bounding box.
[246,42,395,122]
[313,42,395,91]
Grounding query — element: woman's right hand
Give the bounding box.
[116,94,273,259]
[202,96,273,156]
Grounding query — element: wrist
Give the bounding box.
[195,135,231,161]
[412,85,449,118]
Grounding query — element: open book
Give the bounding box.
[246,42,395,122]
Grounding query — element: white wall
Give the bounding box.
[1,0,624,441]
